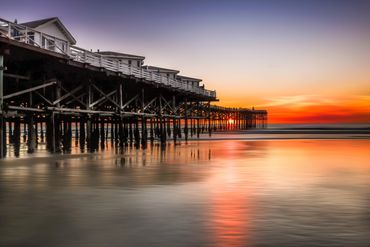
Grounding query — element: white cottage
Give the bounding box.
[176,75,202,88]
[97,51,145,68]
[142,66,179,80]
[21,17,76,54]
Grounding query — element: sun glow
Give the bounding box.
[228,118,235,125]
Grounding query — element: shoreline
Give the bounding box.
[213,128,370,135]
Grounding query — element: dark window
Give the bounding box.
[47,40,55,50]
[137,61,140,67]
[28,32,35,45]
[128,60,132,66]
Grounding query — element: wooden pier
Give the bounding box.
[0,17,267,158]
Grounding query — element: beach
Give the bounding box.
[1,128,369,246]
[1,1,369,245]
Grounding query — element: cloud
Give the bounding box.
[257,95,336,108]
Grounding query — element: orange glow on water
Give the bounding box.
[208,190,250,247]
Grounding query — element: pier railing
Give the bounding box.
[0,18,216,98]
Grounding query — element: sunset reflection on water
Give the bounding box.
[0,138,369,246]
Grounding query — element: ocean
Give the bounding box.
[0,128,369,246]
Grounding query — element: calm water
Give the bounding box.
[1,137,370,246]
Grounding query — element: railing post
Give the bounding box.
[25,27,28,44]
[53,37,56,52]
[7,24,11,38]
[66,43,70,56]
[40,33,44,48]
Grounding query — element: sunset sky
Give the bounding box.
[1,0,369,123]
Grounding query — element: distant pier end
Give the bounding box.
[0,17,267,158]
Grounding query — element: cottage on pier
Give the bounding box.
[21,17,76,54]
[177,75,203,89]
[142,66,179,80]
[96,51,145,68]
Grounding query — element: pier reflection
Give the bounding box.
[0,139,369,246]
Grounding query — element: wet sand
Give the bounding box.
[0,135,369,247]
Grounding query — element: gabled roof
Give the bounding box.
[97,51,145,60]
[21,17,56,28]
[177,75,202,82]
[21,17,76,45]
[142,65,180,74]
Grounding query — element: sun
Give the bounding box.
[228,118,235,124]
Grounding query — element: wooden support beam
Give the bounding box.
[3,73,30,80]
[91,84,120,108]
[89,89,116,108]
[121,111,156,117]
[47,106,115,115]
[119,82,123,109]
[184,98,188,141]
[35,91,53,105]
[0,55,3,114]
[172,95,177,143]
[8,105,44,112]
[0,55,4,158]
[65,92,86,106]
[143,97,157,111]
[160,95,174,113]
[121,94,138,109]
[3,80,56,100]
[53,85,83,105]
[60,85,86,106]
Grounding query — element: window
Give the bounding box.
[137,61,141,67]
[128,60,132,66]
[28,32,35,45]
[42,37,46,48]
[47,39,55,51]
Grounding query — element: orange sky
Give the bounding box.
[215,93,370,124]
[259,95,370,124]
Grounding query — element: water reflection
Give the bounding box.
[0,139,369,246]
[207,183,251,247]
